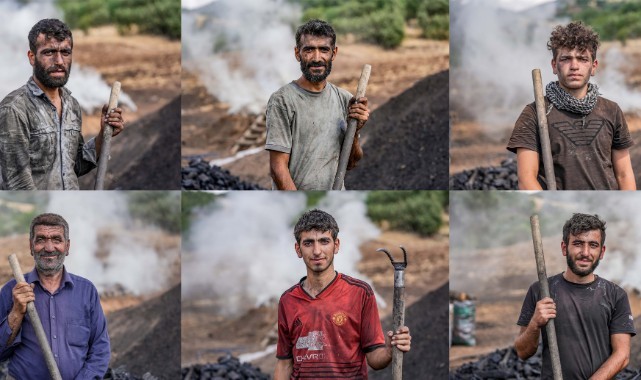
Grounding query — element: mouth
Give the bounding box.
[311,258,325,264]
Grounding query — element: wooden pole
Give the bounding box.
[532,69,557,190]
[94,81,121,190]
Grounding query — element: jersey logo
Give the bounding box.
[331,311,348,326]
[295,331,326,351]
[551,119,604,146]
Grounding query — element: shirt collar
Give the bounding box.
[26,76,72,99]
[24,266,74,290]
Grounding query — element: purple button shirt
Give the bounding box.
[0,267,110,380]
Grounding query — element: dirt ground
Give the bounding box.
[181,28,449,187]
[181,223,450,375]
[451,39,641,176]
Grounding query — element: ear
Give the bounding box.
[295,242,302,258]
[551,58,558,75]
[334,237,340,254]
[294,46,301,62]
[65,239,71,256]
[331,46,338,61]
[28,50,35,67]
[591,59,598,76]
[561,241,567,256]
[599,245,605,260]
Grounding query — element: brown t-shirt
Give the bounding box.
[507,97,634,189]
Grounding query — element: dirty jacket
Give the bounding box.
[0,77,97,190]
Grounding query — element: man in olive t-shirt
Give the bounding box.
[514,213,636,379]
[507,21,635,190]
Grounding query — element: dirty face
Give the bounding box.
[295,229,339,274]
[551,47,597,95]
[31,225,70,276]
[295,34,337,83]
[29,33,73,89]
[562,229,605,277]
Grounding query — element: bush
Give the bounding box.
[181,192,217,232]
[127,192,181,234]
[366,191,445,236]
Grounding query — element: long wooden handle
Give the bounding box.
[532,69,556,190]
[530,215,563,380]
[332,64,371,190]
[94,81,121,190]
[391,270,405,380]
[8,254,62,380]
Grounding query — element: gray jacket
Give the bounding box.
[0,77,97,190]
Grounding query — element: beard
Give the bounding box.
[566,250,600,277]
[34,58,70,88]
[33,248,66,276]
[306,255,334,274]
[300,58,332,83]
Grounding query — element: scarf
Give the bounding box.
[545,81,599,115]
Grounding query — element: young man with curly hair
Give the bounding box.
[507,21,635,190]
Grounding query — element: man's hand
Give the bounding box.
[529,297,556,328]
[11,282,34,316]
[515,297,556,360]
[348,96,369,130]
[100,105,125,137]
[386,325,411,352]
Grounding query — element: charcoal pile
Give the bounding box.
[104,367,158,380]
[182,158,264,190]
[182,354,270,380]
[449,158,518,190]
[450,345,641,379]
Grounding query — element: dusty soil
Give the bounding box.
[181,31,449,187]
[450,39,641,177]
[72,26,181,189]
[181,225,450,375]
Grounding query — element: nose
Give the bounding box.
[312,242,322,255]
[44,239,56,252]
[52,51,65,65]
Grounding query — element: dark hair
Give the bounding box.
[294,209,339,243]
[562,213,606,247]
[30,213,70,242]
[295,19,336,48]
[548,21,599,60]
[28,19,73,53]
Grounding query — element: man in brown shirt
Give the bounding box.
[507,21,635,190]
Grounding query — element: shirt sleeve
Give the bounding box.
[507,103,541,155]
[0,280,22,361]
[0,106,37,190]
[609,286,636,337]
[73,285,110,380]
[612,104,634,150]
[73,107,97,177]
[517,283,538,327]
[265,92,293,154]
[360,289,385,353]
[276,296,293,359]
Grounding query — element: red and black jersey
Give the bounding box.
[277,272,386,379]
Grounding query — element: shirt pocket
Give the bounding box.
[67,319,91,348]
[29,124,57,172]
[63,122,82,164]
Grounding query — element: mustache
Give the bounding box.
[306,61,327,68]
[46,65,67,73]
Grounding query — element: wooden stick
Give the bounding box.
[8,254,62,380]
[532,69,557,190]
[332,64,371,190]
[94,81,121,190]
[529,215,563,380]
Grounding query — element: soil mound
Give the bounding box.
[80,96,181,190]
[108,285,180,380]
[345,70,449,190]
[631,314,641,368]
[369,282,449,379]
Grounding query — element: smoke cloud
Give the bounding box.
[0,0,136,113]
[182,0,301,113]
[46,192,172,295]
[183,191,380,316]
[451,0,641,136]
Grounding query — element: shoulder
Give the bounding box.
[68,272,99,294]
[279,282,302,300]
[596,276,627,297]
[326,82,352,101]
[596,96,619,109]
[268,83,298,104]
[0,85,30,113]
[339,273,375,297]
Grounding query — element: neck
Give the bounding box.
[32,75,61,103]
[304,268,336,297]
[563,269,595,284]
[37,269,64,293]
[296,75,327,92]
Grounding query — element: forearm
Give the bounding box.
[75,137,99,177]
[347,133,363,170]
[514,325,540,360]
[518,176,543,190]
[615,168,636,190]
[270,165,296,190]
[589,351,629,380]
[366,346,392,370]
[6,309,25,346]
[274,359,293,380]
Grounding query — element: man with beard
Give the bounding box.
[274,209,411,379]
[507,21,635,189]
[265,19,370,190]
[0,18,125,190]
[0,213,110,379]
[515,213,635,379]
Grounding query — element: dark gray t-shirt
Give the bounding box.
[507,97,634,190]
[517,273,636,380]
[265,81,352,190]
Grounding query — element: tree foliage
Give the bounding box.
[366,191,447,236]
[564,1,641,44]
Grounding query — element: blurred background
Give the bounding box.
[181,190,449,378]
[0,191,181,379]
[180,0,450,190]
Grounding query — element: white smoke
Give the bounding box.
[46,192,171,295]
[0,0,136,113]
[183,191,380,316]
[182,0,301,113]
[451,0,641,135]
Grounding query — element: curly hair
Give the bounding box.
[548,21,599,60]
[562,213,606,247]
[28,19,73,53]
[295,19,336,48]
[293,209,339,243]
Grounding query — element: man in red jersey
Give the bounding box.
[274,209,411,379]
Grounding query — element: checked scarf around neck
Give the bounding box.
[545,81,599,115]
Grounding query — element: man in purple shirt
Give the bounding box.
[0,213,110,379]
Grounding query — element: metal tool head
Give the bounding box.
[377,246,408,271]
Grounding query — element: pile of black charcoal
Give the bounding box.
[103,367,158,380]
[450,346,640,379]
[182,355,270,380]
[181,158,263,190]
[449,158,518,190]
